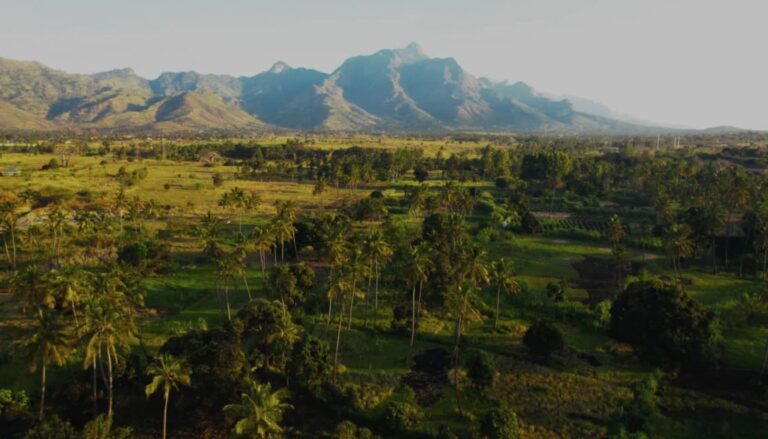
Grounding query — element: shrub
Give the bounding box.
[22,415,77,439]
[288,336,332,396]
[479,407,519,439]
[42,158,60,170]
[465,351,495,390]
[382,401,424,432]
[402,348,451,406]
[333,420,377,439]
[521,211,541,234]
[523,321,565,359]
[609,280,721,369]
[212,173,224,187]
[414,166,429,182]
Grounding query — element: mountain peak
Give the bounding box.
[268,61,291,74]
[394,42,428,63]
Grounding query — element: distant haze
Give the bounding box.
[2,0,767,130]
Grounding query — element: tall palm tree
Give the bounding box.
[273,201,299,261]
[405,244,432,360]
[324,222,350,328]
[364,230,392,327]
[223,380,292,439]
[327,267,359,382]
[250,225,275,291]
[46,206,68,265]
[196,212,223,261]
[491,258,520,328]
[11,265,54,314]
[0,200,19,268]
[81,296,136,419]
[48,266,90,331]
[215,254,239,321]
[145,354,192,439]
[665,224,694,285]
[22,310,71,420]
[444,283,483,415]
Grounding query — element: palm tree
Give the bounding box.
[113,189,127,233]
[46,206,68,265]
[48,266,90,331]
[491,258,520,328]
[81,296,136,419]
[444,283,483,415]
[323,222,350,329]
[274,201,299,261]
[364,230,393,327]
[215,254,239,321]
[11,265,54,314]
[665,224,694,285]
[223,380,292,439]
[0,200,19,268]
[327,267,359,382]
[196,211,223,261]
[250,225,275,291]
[145,354,192,439]
[405,244,432,360]
[232,244,253,301]
[22,310,71,420]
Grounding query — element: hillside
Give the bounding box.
[0,47,660,133]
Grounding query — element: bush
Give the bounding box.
[42,158,60,170]
[523,321,565,359]
[609,280,721,369]
[465,351,495,390]
[333,420,377,439]
[382,401,424,432]
[479,407,519,439]
[521,211,541,234]
[402,348,451,406]
[288,335,332,396]
[212,173,224,187]
[22,415,77,439]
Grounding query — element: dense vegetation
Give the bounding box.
[1,132,767,438]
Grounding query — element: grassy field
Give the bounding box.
[1,149,767,438]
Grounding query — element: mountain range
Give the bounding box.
[0,43,659,133]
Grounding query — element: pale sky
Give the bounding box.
[2,0,767,129]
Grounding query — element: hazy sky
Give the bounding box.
[2,0,767,129]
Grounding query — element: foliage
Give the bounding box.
[381,401,424,433]
[523,321,565,359]
[479,407,519,439]
[288,336,332,396]
[465,350,496,391]
[609,280,721,369]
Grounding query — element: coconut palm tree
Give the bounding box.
[11,265,54,314]
[145,354,192,439]
[81,296,136,419]
[444,282,483,415]
[364,230,393,327]
[665,224,695,285]
[22,310,71,420]
[273,201,299,261]
[0,200,19,268]
[223,380,292,439]
[196,211,223,261]
[405,244,432,360]
[491,258,520,328]
[327,267,359,382]
[215,254,239,321]
[48,265,90,331]
[250,225,275,291]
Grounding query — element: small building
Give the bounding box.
[1,167,20,176]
